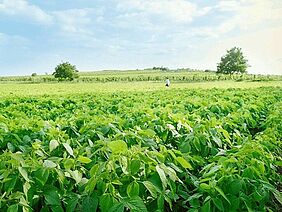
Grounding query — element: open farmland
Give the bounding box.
[1,80,282,97]
[0,81,282,211]
[1,69,282,84]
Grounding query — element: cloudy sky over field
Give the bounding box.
[0,0,281,76]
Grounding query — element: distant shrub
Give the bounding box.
[53,62,79,81]
[152,66,169,71]
[217,47,249,74]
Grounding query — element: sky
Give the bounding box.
[0,0,282,76]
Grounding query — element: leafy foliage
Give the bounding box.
[0,87,281,211]
[217,47,249,74]
[52,62,79,81]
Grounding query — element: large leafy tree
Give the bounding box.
[217,47,249,74]
[53,62,79,81]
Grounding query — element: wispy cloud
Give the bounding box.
[0,0,53,25]
[215,0,282,33]
[52,9,93,34]
[116,0,211,23]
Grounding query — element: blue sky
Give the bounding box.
[0,0,281,76]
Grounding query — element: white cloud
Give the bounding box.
[0,0,53,25]
[0,0,101,35]
[52,9,92,34]
[174,0,282,40]
[216,1,242,12]
[116,0,210,23]
[216,0,282,34]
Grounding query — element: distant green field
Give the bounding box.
[0,80,282,97]
[1,69,281,83]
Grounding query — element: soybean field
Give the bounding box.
[0,81,281,211]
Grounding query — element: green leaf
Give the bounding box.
[164,195,172,210]
[50,205,64,212]
[119,156,128,174]
[78,156,92,164]
[34,168,49,187]
[126,196,148,212]
[243,199,253,212]
[151,151,165,163]
[44,189,61,206]
[160,164,178,182]
[90,164,100,177]
[201,199,211,212]
[215,186,230,204]
[130,160,141,175]
[156,165,167,189]
[212,198,224,211]
[99,194,114,212]
[112,179,123,185]
[219,128,231,145]
[229,179,242,195]
[157,195,165,210]
[203,165,221,177]
[85,176,97,193]
[176,157,193,169]
[43,160,57,168]
[127,181,139,197]
[109,203,124,212]
[23,182,30,198]
[82,195,98,212]
[212,136,222,147]
[65,195,78,212]
[62,143,74,156]
[139,129,156,137]
[199,183,211,191]
[229,195,240,211]
[4,175,17,193]
[64,158,75,170]
[19,196,29,208]
[7,204,18,212]
[18,167,29,182]
[273,190,282,205]
[68,170,82,184]
[35,150,45,157]
[143,181,158,198]
[108,140,127,154]
[7,142,15,152]
[49,140,59,152]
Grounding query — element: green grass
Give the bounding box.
[1,80,282,97]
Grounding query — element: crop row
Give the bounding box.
[1,72,281,83]
[0,87,281,211]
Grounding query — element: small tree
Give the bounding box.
[53,62,79,81]
[217,47,249,75]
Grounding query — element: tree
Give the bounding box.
[217,47,249,74]
[53,62,79,81]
